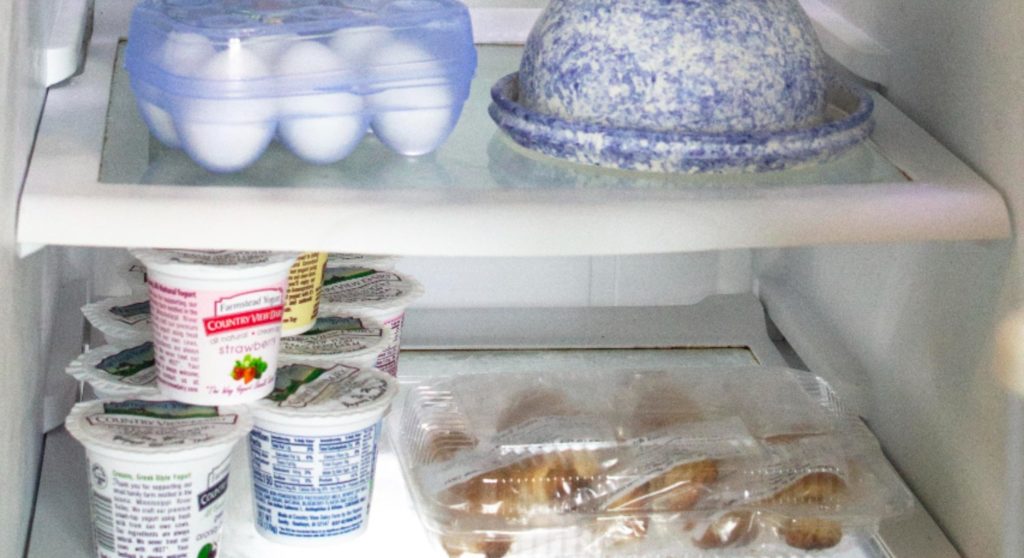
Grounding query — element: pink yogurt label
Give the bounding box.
[374,312,405,377]
[148,278,287,402]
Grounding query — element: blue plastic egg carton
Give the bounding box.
[126,0,477,173]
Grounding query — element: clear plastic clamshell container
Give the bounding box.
[125,0,477,172]
[392,367,914,557]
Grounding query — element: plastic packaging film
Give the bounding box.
[392,366,915,557]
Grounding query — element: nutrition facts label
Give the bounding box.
[249,423,380,538]
[147,280,202,394]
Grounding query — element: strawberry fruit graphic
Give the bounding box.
[231,354,268,384]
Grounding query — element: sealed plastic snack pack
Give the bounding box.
[393,366,914,557]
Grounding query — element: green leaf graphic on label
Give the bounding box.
[322,267,374,286]
[269,364,326,402]
[230,354,267,385]
[197,542,217,558]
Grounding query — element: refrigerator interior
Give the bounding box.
[2,0,1023,557]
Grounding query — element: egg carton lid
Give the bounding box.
[66,342,161,398]
[125,0,477,98]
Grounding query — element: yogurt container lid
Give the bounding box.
[131,249,299,279]
[66,399,253,458]
[66,342,160,397]
[319,266,424,313]
[251,360,398,422]
[326,253,398,271]
[81,296,152,342]
[280,315,393,359]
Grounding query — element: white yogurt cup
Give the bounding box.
[281,252,328,338]
[248,361,398,545]
[65,399,253,558]
[131,249,298,405]
[318,266,423,376]
[325,253,398,271]
[280,314,393,370]
[66,342,161,400]
[81,296,153,344]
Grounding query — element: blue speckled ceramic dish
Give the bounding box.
[490,73,875,173]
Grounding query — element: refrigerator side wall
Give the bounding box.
[762,2,1024,556]
[0,0,58,554]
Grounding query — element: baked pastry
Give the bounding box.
[442,449,604,518]
[766,471,846,504]
[618,376,702,438]
[441,532,513,558]
[780,517,843,550]
[693,510,758,549]
[607,458,718,512]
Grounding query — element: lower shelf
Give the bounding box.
[26,301,962,557]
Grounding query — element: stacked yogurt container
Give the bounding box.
[125,0,477,173]
[68,250,415,556]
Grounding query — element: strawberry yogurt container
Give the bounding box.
[247,360,398,544]
[318,266,423,376]
[65,399,252,558]
[281,252,328,337]
[131,249,298,405]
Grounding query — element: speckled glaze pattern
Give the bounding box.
[490,73,875,173]
[520,0,830,135]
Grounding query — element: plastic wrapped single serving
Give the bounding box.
[125,0,477,173]
[66,342,161,399]
[392,366,914,557]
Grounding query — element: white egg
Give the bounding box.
[177,46,277,173]
[243,34,300,68]
[369,84,455,156]
[276,41,367,164]
[180,122,276,173]
[159,32,216,75]
[138,101,180,147]
[329,26,393,66]
[363,41,455,155]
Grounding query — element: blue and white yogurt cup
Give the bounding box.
[247,359,398,545]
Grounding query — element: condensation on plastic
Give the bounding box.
[392,366,915,557]
[125,0,477,172]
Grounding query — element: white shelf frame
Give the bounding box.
[15,0,1010,257]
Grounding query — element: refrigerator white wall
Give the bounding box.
[0,0,55,554]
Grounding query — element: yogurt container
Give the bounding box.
[325,253,398,271]
[65,399,253,558]
[318,266,424,376]
[282,252,328,337]
[131,249,298,405]
[81,296,152,344]
[280,314,393,370]
[66,342,161,399]
[248,360,398,544]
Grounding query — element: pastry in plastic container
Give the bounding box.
[392,366,915,557]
